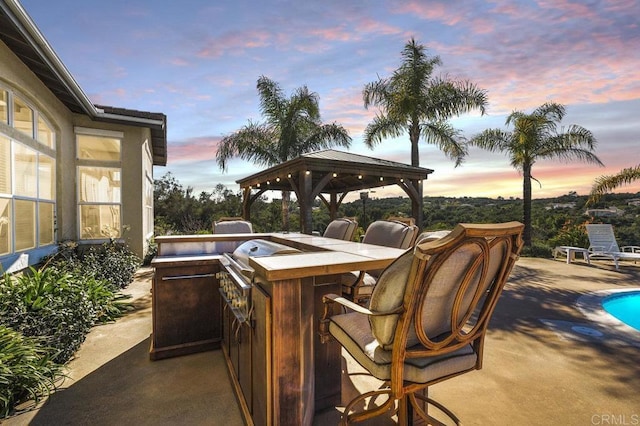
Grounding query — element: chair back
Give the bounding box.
[363,220,418,250]
[387,216,415,227]
[213,217,253,253]
[368,222,523,395]
[323,218,358,241]
[416,229,451,244]
[586,224,620,252]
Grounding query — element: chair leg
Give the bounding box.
[410,389,461,426]
[341,388,396,425]
[396,395,409,425]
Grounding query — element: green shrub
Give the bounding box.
[0,268,94,363]
[81,274,133,324]
[0,326,63,418]
[521,242,552,258]
[44,240,140,291]
[142,238,157,266]
[548,220,589,249]
[81,241,140,290]
[0,268,131,364]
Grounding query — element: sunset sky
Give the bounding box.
[20,0,640,201]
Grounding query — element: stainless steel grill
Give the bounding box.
[218,239,300,324]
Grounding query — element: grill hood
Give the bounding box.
[231,239,300,267]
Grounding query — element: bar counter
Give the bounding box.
[152,232,406,425]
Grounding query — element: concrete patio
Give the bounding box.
[4,257,639,426]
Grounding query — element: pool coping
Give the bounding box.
[577,288,640,339]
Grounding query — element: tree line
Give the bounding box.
[153,172,640,256]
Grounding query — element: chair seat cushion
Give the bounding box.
[329,312,478,384]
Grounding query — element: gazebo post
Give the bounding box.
[329,193,337,220]
[300,170,313,234]
[411,179,424,230]
[242,186,252,222]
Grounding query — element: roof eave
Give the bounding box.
[0,0,168,166]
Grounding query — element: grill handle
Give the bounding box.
[161,273,216,281]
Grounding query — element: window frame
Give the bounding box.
[75,127,124,241]
[0,85,57,259]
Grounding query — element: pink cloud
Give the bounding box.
[309,26,354,42]
[196,30,272,58]
[395,2,460,25]
[170,58,190,67]
[354,18,402,36]
[169,136,223,165]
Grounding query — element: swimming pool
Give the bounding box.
[602,292,640,332]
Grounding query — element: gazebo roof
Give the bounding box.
[236,149,434,193]
[237,150,433,233]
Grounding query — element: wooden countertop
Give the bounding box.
[250,234,406,281]
[153,232,407,280]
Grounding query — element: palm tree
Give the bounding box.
[216,76,351,231]
[588,165,640,205]
[469,102,603,247]
[362,38,488,226]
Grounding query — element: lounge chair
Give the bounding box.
[586,224,640,270]
[320,222,524,425]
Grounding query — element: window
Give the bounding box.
[13,96,34,137]
[76,129,123,240]
[0,197,10,256]
[15,199,36,251]
[0,136,10,194]
[39,202,55,246]
[14,144,37,197]
[37,115,54,149]
[0,90,7,124]
[142,141,153,239]
[77,134,120,161]
[0,87,57,259]
[38,155,55,200]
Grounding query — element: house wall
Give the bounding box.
[1,39,152,269]
[72,115,150,257]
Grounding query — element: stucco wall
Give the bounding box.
[1,39,152,263]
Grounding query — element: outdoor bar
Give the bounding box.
[151,232,406,425]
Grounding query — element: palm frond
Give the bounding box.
[363,78,390,109]
[468,129,512,152]
[425,77,488,120]
[588,165,640,205]
[537,129,603,166]
[215,121,278,170]
[363,115,404,147]
[300,123,352,153]
[256,76,285,122]
[422,121,467,167]
[533,102,565,122]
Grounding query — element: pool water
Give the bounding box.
[602,292,640,332]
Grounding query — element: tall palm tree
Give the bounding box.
[469,102,603,247]
[216,76,351,231]
[362,38,488,226]
[588,165,640,205]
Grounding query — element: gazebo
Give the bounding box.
[236,150,434,233]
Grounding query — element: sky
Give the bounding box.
[19,0,640,201]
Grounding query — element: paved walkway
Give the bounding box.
[4,258,640,425]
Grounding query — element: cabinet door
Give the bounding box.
[252,284,272,426]
[239,317,252,412]
[152,263,221,355]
